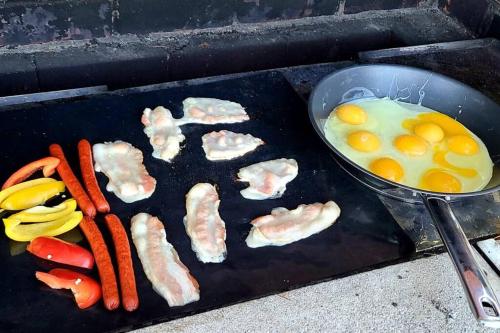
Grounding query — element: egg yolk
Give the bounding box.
[347,131,380,152]
[403,112,468,136]
[414,122,444,143]
[420,169,462,193]
[393,135,428,156]
[433,151,477,177]
[447,135,479,155]
[369,157,404,182]
[336,104,367,125]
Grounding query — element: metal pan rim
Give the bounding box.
[308,64,500,199]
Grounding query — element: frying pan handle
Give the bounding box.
[423,196,500,327]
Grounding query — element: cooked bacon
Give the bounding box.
[246,201,341,248]
[184,183,226,263]
[142,106,185,163]
[131,213,199,307]
[201,130,264,161]
[178,98,249,125]
[93,141,156,203]
[237,158,298,200]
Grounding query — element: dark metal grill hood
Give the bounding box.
[0,0,499,96]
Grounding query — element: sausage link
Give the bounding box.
[49,144,96,218]
[77,139,110,213]
[104,214,139,311]
[79,216,120,310]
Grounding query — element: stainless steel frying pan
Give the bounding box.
[308,64,500,327]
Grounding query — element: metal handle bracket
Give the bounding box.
[423,195,500,327]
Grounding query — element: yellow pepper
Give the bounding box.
[0,181,65,210]
[3,211,83,242]
[7,199,77,222]
[0,178,56,204]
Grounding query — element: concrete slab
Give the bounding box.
[478,238,500,272]
[134,253,499,332]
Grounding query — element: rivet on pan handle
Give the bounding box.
[423,195,500,328]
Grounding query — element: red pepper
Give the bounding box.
[27,236,94,269]
[36,268,102,309]
[2,157,60,190]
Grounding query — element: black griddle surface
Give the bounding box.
[0,71,414,332]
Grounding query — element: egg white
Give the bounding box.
[323,98,493,192]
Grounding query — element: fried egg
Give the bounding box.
[323,98,493,193]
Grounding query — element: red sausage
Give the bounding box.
[77,139,110,213]
[49,144,96,218]
[104,214,139,311]
[79,216,120,310]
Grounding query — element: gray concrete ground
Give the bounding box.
[134,253,500,333]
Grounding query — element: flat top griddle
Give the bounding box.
[0,71,414,332]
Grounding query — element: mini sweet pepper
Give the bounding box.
[8,199,77,222]
[0,181,65,210]
[3,211,83,242]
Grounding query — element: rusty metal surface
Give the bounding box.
[0,0,113,46]
[441,0,499,36]
[0,0,437,46]
[0,8,473,97]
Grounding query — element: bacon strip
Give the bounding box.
[131,213,199,307]
[184,183,226,263]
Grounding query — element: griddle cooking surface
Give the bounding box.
[0,71,414,332]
